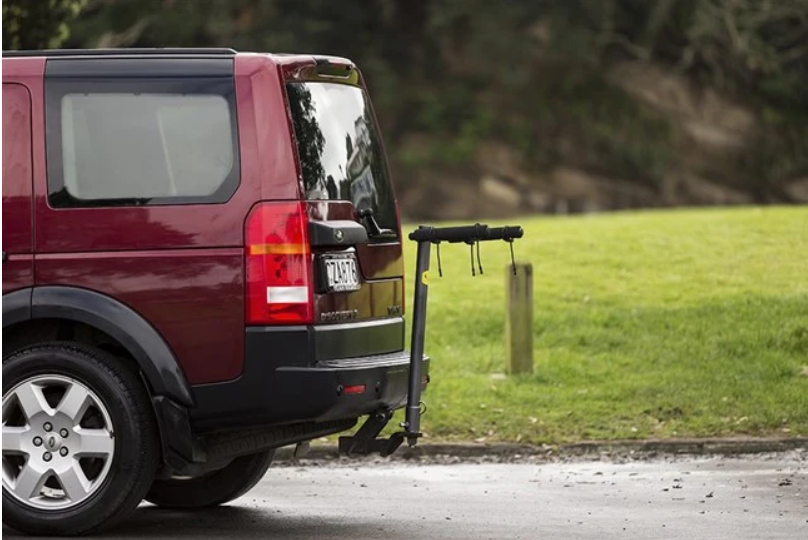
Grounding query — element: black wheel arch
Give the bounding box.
[2,288,33,327]
[3,285,193,407]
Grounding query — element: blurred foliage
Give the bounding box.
[7,0,807,203]
[3,0,86,49]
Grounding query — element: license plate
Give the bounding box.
[323,255,361,293]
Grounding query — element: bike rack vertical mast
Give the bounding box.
[403,228,432,444]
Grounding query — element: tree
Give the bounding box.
[345,134,354,161]
[3,0,86,50]
[286,84,326,195]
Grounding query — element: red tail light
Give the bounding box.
[245,201,313,325]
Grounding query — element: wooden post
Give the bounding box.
[506,263,533,375]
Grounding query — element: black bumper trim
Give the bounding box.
[189,326,428,432]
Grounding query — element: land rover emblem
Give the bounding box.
[334,229,345,243]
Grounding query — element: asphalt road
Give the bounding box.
[4,452,806,539]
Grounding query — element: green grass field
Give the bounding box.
[399,206,808,444]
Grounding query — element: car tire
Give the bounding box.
[2,342,159,536]
[145,450,274,509]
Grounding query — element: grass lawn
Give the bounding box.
[396,206,808,444]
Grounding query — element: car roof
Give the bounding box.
[3,48,238,58]
[2,49,355,72]
[2,49,352,64]
[2,49,359,88]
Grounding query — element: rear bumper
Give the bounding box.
[189,323,428,432]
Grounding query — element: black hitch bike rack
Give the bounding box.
[339,223,524,456]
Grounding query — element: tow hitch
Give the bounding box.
[339,223,524,456]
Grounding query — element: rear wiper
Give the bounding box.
[358,208,397,240]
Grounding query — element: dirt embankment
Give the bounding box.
[395,61,808,221]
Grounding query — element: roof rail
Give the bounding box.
[3,48,237,58]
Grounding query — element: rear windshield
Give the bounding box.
[287,82,398,234]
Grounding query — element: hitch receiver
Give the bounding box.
[338,409,420,457]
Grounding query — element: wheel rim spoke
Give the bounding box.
[13,462,48,500]
[57,382,91,423]
[57,463,91,502]
[13,383,52,421]
[75,427,115,458]
[2,425,30,455]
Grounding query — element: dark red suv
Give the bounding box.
[2,48,426,536]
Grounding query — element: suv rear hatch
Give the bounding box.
[288,76,404,321]
[245,59,405,361]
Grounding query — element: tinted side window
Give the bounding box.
[46,78,239,207]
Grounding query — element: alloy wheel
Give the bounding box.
[2,375,115,510]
